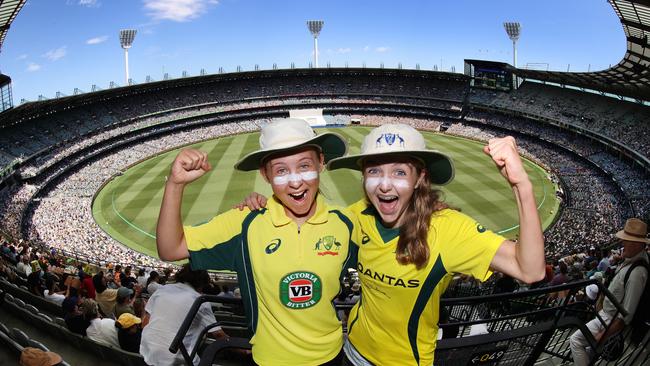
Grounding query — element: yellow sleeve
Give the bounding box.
[183,208,250,270]
[437,210,505,281]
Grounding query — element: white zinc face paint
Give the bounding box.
[364,176,412,192]
[272,171,319,185]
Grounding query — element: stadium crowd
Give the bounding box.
[470,83,650,157]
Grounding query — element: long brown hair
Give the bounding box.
[395,163,448,269]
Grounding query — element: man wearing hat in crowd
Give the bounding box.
[115,313,142,353]
[570,218,649,366]
[19,347,63,366]
[156,118,358,365]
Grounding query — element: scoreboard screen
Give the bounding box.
[464,60,514,91]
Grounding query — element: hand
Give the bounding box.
[233,192,268,211]
[483,136,530,187]
[168,149,212,185]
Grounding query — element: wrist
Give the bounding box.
[165,179,186,191]
[512,179,533,192]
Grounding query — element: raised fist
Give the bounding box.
[168,149,212,185]
[483,136,530,187]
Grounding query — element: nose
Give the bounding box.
[378,176,391,191]
[287,173,303,188]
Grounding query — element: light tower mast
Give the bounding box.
[503,22,521,67]
[306,20,324,68]
[119,29,137,85]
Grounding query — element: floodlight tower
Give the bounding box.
[307,20,324,68]
[503,22,521,67]
[119,29,137,85]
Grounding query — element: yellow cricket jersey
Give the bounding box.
[184,195,357,366]
[347,200,505,366]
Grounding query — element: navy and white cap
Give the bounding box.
[327,123,454,185]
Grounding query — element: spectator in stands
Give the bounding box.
[82,298,120,348]
[26,261,44,296]
[550,262,569,286]
[93,272,118,317]
[19,347,62,366]
[145,271,162,295]
[136,268,147,288]
[121,266,137,289]
[114,286,137,318]
[62,290,89,336]
[597,249,611,272]
[16,255,32,276]
[80,271,95,299]
[156,118,355,365]
[43,279,65,306]
[570,218,649,366]
[140,265,228,365]
[113,265,123,287]
[115,313,142,353]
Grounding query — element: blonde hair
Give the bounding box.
[395,164,448,269]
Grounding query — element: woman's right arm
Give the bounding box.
[156,149,211,261]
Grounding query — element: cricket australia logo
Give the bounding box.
[376,133,405,148]
[314,235,341,256]
[280,271,322,309]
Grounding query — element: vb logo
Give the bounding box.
[279,271,322,309]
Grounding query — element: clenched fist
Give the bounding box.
[168,149,212,185]
[483,136,530,187]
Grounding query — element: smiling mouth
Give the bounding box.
[289,191,308,202]
[376,194,399,214]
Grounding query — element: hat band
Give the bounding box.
[624,229,647,238]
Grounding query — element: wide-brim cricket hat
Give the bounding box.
[615,218,650,243]
[234,118,348,171]
[327,123,455,185]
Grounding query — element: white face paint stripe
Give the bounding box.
[364,176,411,192]
[272,171,319,185]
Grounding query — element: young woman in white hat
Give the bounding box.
[240,123,545,365]
[156,118,358,365]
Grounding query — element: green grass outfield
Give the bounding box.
[92,126,560,259]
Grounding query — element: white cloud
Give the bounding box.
[363,46,370,52]
[16,54,28,60]
[143,0,219,22]
[336,48,351,54]
[86,36,108,45]
[26,63,41,72]
[78,0,100,7]
[43,46,67,61]
[376,46,390,53]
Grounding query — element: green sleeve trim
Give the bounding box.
[189,235,240,271]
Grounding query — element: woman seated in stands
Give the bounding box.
[241,123,545,365]
[43,278,65,306]
[82,298,120,348]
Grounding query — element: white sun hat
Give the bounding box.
[234,118,348,171]
[327,123,454,185]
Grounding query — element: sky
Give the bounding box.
[0,0,626,103]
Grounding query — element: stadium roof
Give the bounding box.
[0,0,26,53]
[513,0,650,101]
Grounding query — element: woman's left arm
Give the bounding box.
[484,136,545,284]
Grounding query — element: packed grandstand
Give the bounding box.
[2,0,650,365]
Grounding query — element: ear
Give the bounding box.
[259,165,270,184]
